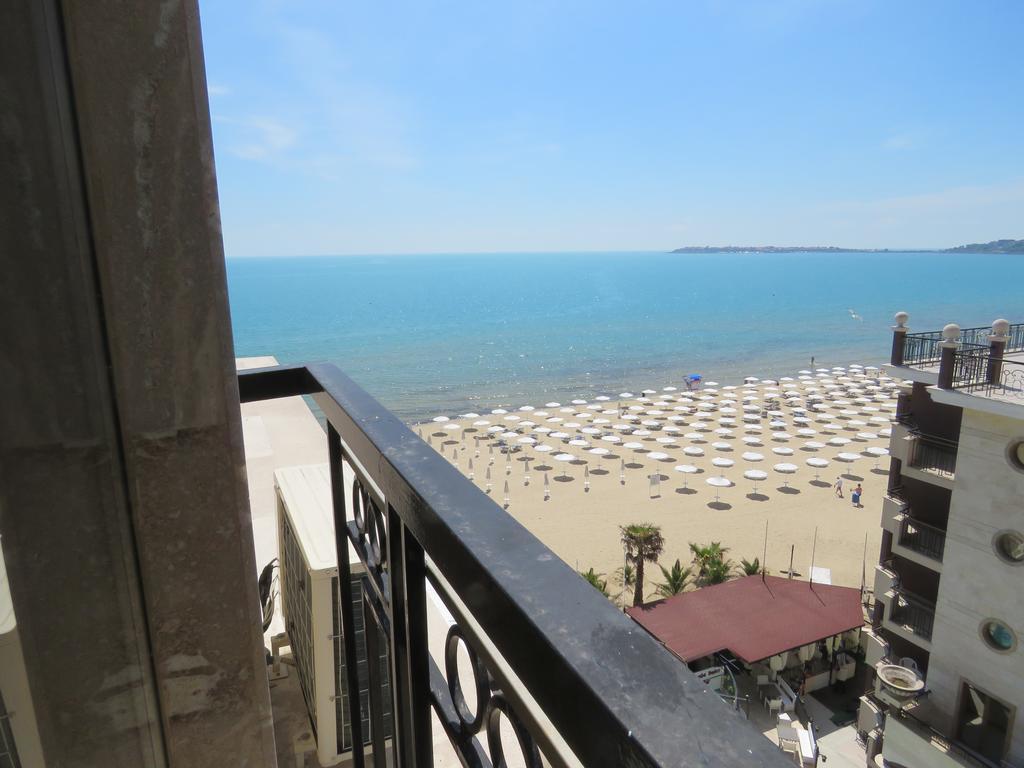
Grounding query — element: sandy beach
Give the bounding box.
[420,364,900,603]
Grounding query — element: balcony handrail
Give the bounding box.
[238,363,787,767]
[890,587,936,640]
[951,356,1024,400]
[898,322,1024,367]
[897,515,946,562]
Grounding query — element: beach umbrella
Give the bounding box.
[584,465,591,492]
[589,446,610,470]
[836,452,861,476]
[684,432,706,442]
[806,457,829,481]
[656,436,677,445]
[673,463,698,485]
[866,445,889,468]
[742,436,762,446]
[827,437,850,447]
[553,453,574,480]
[856,432,878,441]
[543,472,550,500]
[568,438,589,448]
[771,431,792,441]
[773,462,798,488]
[601,434,622,444]
[712,457,734,468]
[503,480,510,507]
[647,451,670,461]
[432,415,450,423]
[712,441,732,452]
[468,458,474,480]
[705,475,733,503]
[648,471,660,497]
[683,446,704,457]
[503,414,520,422]
[803,441,825,451]
[550,431,570,440]
[631,429,651,438]
[619,458,626,484]
[518,405,534,412]
[595,395,611,402]
[485,466,492,492]
[744,469,768,494]
[772,447,794,456]
[742,451,764,462]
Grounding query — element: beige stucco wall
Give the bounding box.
[925,406,1024,763]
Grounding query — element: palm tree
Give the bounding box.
[620,523,665,606]
[689,541,734,587]
[655,559,692,597]
[739,557,763,576]
[580,567,608,596]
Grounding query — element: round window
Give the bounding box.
[994,531,1024,565]
[1009,441,1024,472]
[980,620,1017,653]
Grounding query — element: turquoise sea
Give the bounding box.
[226,251,1024,422]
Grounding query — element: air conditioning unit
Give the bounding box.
[275,464,392,766]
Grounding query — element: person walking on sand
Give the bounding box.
[852,483,863,508]
[834,476,844,498]
[811,356,816,368]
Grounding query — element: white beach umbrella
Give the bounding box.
[742,451,764,462]
[827,437,850,446]
[581,427,601,435]
[553,453,575,480]
[806,457,830,480]
[712,457,734,468]
[714,427,734,436]
[647,451,670,461]
[517,436,537,445]
[432,415,450,423]
[803,441,825,451]
[503,414,520,422]
[631,429,651,438]
[684,432,706,442]
[595,395,611,401]
[797,428,817,437]
[856,432,878,441]
[683,446,704,457]
[742,436,762,446]
[712,441,732,451]
[772,447,794,456]
[550,431,570,440]
[656,436,677,445]
[674,464,698,489]
[705,475,733,502]
[771,431,792,441]
[601,434,622,444]
[568,438,589,448]
[744,469,768,494]
[773,462,798,488]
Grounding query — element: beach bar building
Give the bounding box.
[628,576,862,695]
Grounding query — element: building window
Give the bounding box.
[956,681,1013,764]
[979,620,1017,653]
[1008,440,1024,472]
[993,530,1024,565]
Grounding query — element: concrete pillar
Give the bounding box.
[0,2,276,766]
[989,319,1009,385]
[936,324,960,390]
[890,312,909,366]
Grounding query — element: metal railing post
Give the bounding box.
[937,324,960,389]
[891,311,909,366]
[989,319,1009,385]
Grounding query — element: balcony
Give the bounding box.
[897,516,946,564]
[886,589,936,645]
[904,432,958,488]
[239,363,789,767]
[883,708,995,768]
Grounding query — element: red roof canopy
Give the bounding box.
[626,575,862,664]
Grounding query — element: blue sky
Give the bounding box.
[199,0,1024,256]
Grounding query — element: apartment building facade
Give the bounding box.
[861,315,1024,768]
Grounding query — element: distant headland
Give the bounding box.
[670,238,1024,255]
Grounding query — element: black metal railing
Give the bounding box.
[898,516,946,562]
[888,589,936,641]
[238,364,787,767]
[952,357,1024,400]
[902,330,946,366]
[899,322,1024,368]
[909,434,958,478]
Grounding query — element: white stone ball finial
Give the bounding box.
[894,311,909,328]
[942,323,960,342]
[992,319,1010,337]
